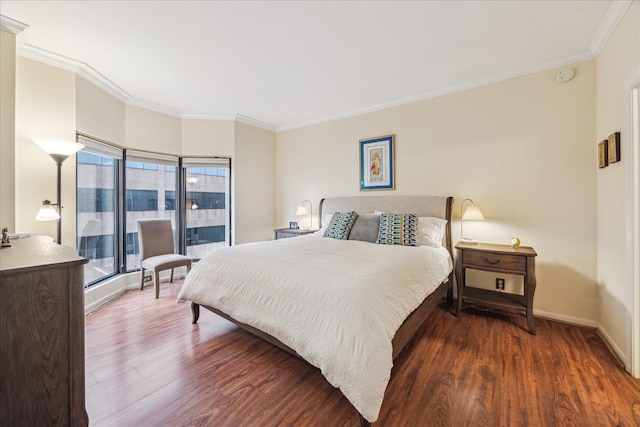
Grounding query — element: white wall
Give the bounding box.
[596,1,640,362]
[276,60,599,324]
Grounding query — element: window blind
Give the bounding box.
[77,135,123,159]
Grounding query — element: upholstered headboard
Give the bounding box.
[318,195,454,256]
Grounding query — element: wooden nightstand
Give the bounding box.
[455,242,538,334]
[274,228,317,240]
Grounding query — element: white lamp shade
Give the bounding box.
[36,201,60,221]
[33,138,85,156]
[462,205,484,221]
[296,205,309,216]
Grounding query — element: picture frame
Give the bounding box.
[608,132,621,164]
[289,221,298,230]
[360,134,395,191]
[598,140,608,169]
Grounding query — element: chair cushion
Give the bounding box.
[141,254,192,272]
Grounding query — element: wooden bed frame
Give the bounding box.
[190,195,454,426]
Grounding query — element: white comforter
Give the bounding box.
[177,235,452,422]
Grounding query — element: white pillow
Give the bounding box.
[418,217,447,247]
[314,213,335,236]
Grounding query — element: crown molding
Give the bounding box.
[126,97,182,118]
[180,113,277,132]
[0,15,28,35]
[234,114,277,132]
[182,113,238,122]
[17,42,132,103]
[589,0,633,57]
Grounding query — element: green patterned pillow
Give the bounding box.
[324,211,358,240]
[377,213,418,246]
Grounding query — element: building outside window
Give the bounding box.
[184,161,230,261]
[124,151,178,271]
[76,138,120,285]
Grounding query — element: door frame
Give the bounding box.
[625,69,640,377]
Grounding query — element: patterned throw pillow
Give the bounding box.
[324,211,358,240]
[377,213,418,246]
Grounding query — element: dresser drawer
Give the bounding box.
[463,250,526,272]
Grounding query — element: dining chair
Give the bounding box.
[137,219,192,298]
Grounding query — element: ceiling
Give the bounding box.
[0,1,631,131]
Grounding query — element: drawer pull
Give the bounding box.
[485,258,501,265]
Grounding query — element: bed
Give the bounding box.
[177,195,454,426]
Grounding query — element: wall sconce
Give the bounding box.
[460,198,484,244]
[295,199,312,229]
[33,138,85,244]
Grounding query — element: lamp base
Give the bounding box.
[461,237,479,244]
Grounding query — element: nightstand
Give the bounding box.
[455,242,538,334]
[274,228,317,240]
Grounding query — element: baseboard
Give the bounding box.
[533,308,598,328]
[596,324,627,368]
[84,270,188,314]
[84,272,138,314]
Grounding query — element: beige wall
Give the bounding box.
[125,105,182,153]
[277,60,599,324]
[15,57,77,244]
[596,2,640,358]
[234,121,276,244]
[0,30,16,231]
[76,78,126,146]
[181,119,234,157]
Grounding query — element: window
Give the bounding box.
[125,152,179,271]
[184,160,231,261]
[76,137,121,286]
[76,137,231,287]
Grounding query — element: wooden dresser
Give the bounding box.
[0,235,89,426]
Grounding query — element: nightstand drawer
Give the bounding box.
[463,250,526,272]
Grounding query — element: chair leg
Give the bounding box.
[140,268,145,290]
[170,268,174,283]
[155,271,161,299]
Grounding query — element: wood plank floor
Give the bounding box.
[85,280,640,426]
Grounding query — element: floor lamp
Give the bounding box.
[33,138,85,245]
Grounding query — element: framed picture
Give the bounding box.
[289,221,298,229]
[360,134,395,191]
[608,132,621,164]
[598,140,608,169]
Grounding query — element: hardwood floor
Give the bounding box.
[85,280,640,426]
